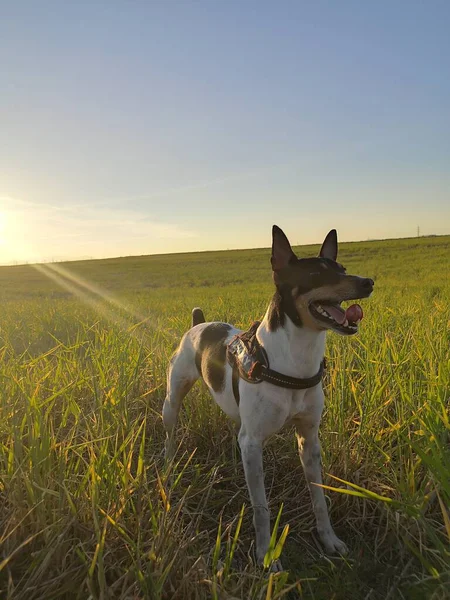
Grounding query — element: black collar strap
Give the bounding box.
[253,354,325,390]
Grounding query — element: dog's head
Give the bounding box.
[271,225,374,335]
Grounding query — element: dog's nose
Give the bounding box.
[362,278,374,292]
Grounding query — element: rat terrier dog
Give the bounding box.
[163,226,374,569]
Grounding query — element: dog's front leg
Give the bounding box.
[295,419,348,555]
[238,429,281,569]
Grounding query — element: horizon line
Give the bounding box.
[1,231,448,269]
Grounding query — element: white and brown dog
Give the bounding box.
[163,226,374,569]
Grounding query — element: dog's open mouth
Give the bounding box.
[309,301,363,335]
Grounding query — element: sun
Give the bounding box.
[0,202,37,263]
[0,210,7,243]
[0,209,21,263]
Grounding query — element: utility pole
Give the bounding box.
[417,226,420,238]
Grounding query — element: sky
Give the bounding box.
[1,1,449,264]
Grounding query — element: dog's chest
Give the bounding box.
[288,385,324,421]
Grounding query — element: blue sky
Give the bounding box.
[1,1,449,263]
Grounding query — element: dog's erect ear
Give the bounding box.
[271,225,296,271]
[319,229,338,261]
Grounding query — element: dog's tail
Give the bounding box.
[192,307,206,327]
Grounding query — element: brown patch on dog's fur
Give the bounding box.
[296,303,325,330]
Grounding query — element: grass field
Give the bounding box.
[0,235,449,600]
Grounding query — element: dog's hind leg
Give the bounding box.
[163,349,198,462]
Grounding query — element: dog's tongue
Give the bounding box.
[325,304,346,324]
[326,304,363,324]
[345,304,363,323]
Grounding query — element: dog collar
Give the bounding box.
[251,355,325,389]
[227,322,325,403]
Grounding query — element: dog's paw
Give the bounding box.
[319,530,348,555]
[258,559,284,572]
[270,559,284,572]
[256,551,285,572]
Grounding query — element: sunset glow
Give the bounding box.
[1,2,449,265]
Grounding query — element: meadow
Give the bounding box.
[0,235,449,600]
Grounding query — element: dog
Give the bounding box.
[163,225,374,569]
